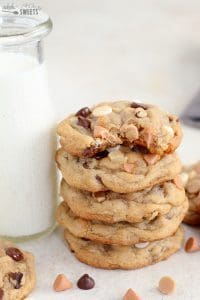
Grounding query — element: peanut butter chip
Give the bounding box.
[173,176,183,189]
[158,276,176,295]
[92,105,112,117]
[143,154,160,165]
[185,237,200,253]
[53,274,72,292]
[123,288,142,300]
[93,125,109,139]
[124,163,134,173]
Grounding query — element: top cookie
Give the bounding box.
[57,101,182,157]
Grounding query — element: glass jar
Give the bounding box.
[0,10,57,241]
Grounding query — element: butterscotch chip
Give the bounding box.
[158,276,176,295]
[185,237,200,253]
[53,274,72,292]
[123,288,142,300]
[173,176,183,189]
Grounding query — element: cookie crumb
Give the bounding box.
[158,276,176,295]
[123,288,142,300]
[53,274,72,292]
[185,237,200,253]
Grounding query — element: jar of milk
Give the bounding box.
[0,11,57,240]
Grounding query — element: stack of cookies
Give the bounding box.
[56,101,188,269]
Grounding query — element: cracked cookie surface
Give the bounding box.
[0,239,36,300]
[57,101,182,157]
[56,147,182,193]
[64,227,184,270]
[56,200,188,245]
[182,162,200,225]
[61,179,185,223]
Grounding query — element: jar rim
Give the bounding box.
[0,11,52,46]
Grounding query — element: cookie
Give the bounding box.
[0,239,36,300]
[61,179,185,223]
[181,162,200,225]
[57,101,182,157]
[56,199,188,245]
[56,147,182,193]
[64,227,184,270]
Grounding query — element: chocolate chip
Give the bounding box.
[130,102,148,110]
[77,116,91,129]
[103,244,112,252]
[83,146,99,158]
[93,150,109,160]
[131,145,149,154]
[77,274,95,290]
[83,162,89,169]
[0,288,4,300]
[95,175,103,183]
[9,272,23,289]
[82,238,90,241]
[93,191,106,197]
[6,248,24,262]
[75,107,91,117]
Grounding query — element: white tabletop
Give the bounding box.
[21,0,200,299]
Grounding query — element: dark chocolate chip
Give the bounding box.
[131,145,149,154]
[95,175,103,183]
[77,274,95,290]
[103,244,112,252]
[93,191,106,198]
[6,248,24,262]
[82,238,90,241]
[93,150,109,160]
[130,102,148,110]
[83,162,90,169]
[77,116,91,129]
[9,272,23,289]
[83,146,99,158]
[75,107,91,118]
[0,288,4,300]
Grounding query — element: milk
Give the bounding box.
[0,52,57,238]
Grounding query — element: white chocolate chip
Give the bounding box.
[108,151,125,163]
[135,108,147,118]
[180,172,189,187]
[162,125,174,138]
[92,105,112,117]
[108,145,121,152]
[189,170,197,179]
[135,242,149,249]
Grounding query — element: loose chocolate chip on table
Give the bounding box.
[94,150,109,160]
[77,116,91,129]
[0,288,4,300]
[130,101,148,110]
[6,248,24,262]
[9,272,23,289]
[77,274,95,290]
[75,107,91,117]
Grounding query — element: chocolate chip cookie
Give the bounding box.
[61,179,185,223]
[0,239,36,300]
[56,199,188,245]
[56,147,182,193]
[57,101,182,157]
[182,162,200,225]
[64,227,184,270]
